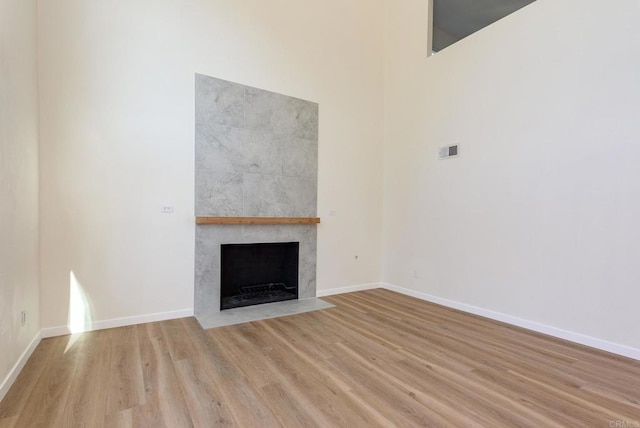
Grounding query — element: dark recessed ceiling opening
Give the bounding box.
[432,0,537,53]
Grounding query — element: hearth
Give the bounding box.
[220,242,299,310]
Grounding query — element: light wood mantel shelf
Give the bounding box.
[196,216,320,225]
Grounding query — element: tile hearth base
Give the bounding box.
[195,298,334,329]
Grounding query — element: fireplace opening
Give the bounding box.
[220,242,299,310]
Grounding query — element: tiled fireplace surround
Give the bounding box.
[194,74,323,326]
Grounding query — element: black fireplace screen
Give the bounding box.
[220,242,299,310]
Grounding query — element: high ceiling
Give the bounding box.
[433,0,536,52]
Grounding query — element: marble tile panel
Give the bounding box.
[244,88,318,140]
[195,232,217,273]
[195,125,239,173]
[195,74,245,129]
[221,130,282,176]
[195,170,243,216]
[195,269,220,317]
[242,174,317,217]
[298,260,317,299]
[195,225,243,272]
[281,137,318,179]
[290,178,318,217]
[241,174,290,217]
[197,126,289,176]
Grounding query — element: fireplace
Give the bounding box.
[220,242,299,310]
[194,75,319,324]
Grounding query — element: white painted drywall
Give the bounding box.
[383,0,640,349]
[0,0,40,392]
[38,0,385,329]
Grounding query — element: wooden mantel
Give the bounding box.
[196,216,320,225]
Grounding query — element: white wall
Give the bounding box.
[38,0,385,329]
[383,0,640,349]
[0,0,40,394]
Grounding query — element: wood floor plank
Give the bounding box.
[326,349,454,427]
[2,289,639,427]
[0,416,16,428]
[105,326,145,417]
[329,293,640,422]
[161,318,199,362]
[212,325,326,427]
[173,357,237,427]
[258,321,402,427]
[58,329,112,428]
[0,337,58,420]
[258,382,323,428]
[256,320,400,427]
[103,408,133,428]
[12,335,82,428]
[135,322,194,428]
[227,321,381,427]
[211,324,277,389]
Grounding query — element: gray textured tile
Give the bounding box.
[197,125,286,176]
[195,125,238,173]
[195,269,220,317]
[195,225,241,272]
[243,174,317,217]
[195,231,217,273]
[299,235,317,263]
[196,298,334,329]
[195,170,243,216]
[195,74,245,129]
[221,130,282,175]
[242,174,289,217]
[292,100,319,141]
[281,137,318,179]
[290,179,317,217]
[298,260,317,299]
[244,88,318,140]
[240,225,279,242]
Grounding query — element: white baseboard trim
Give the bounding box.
[316,283,381,297]
[0,331,42,402]
[382,283,640,361]
[41,308,194,338]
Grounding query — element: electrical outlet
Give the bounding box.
[21,311,26,327]
[161,206,174,214]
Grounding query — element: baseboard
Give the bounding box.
[41,308,194,338]
[0,331,42,402]
[382,283,640,361]
[316,282,381,297]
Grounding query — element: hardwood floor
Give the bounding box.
[1,289,639,427]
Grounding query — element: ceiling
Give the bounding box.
[433,0,537,52]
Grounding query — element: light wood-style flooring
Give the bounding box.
[1,289,639,427]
